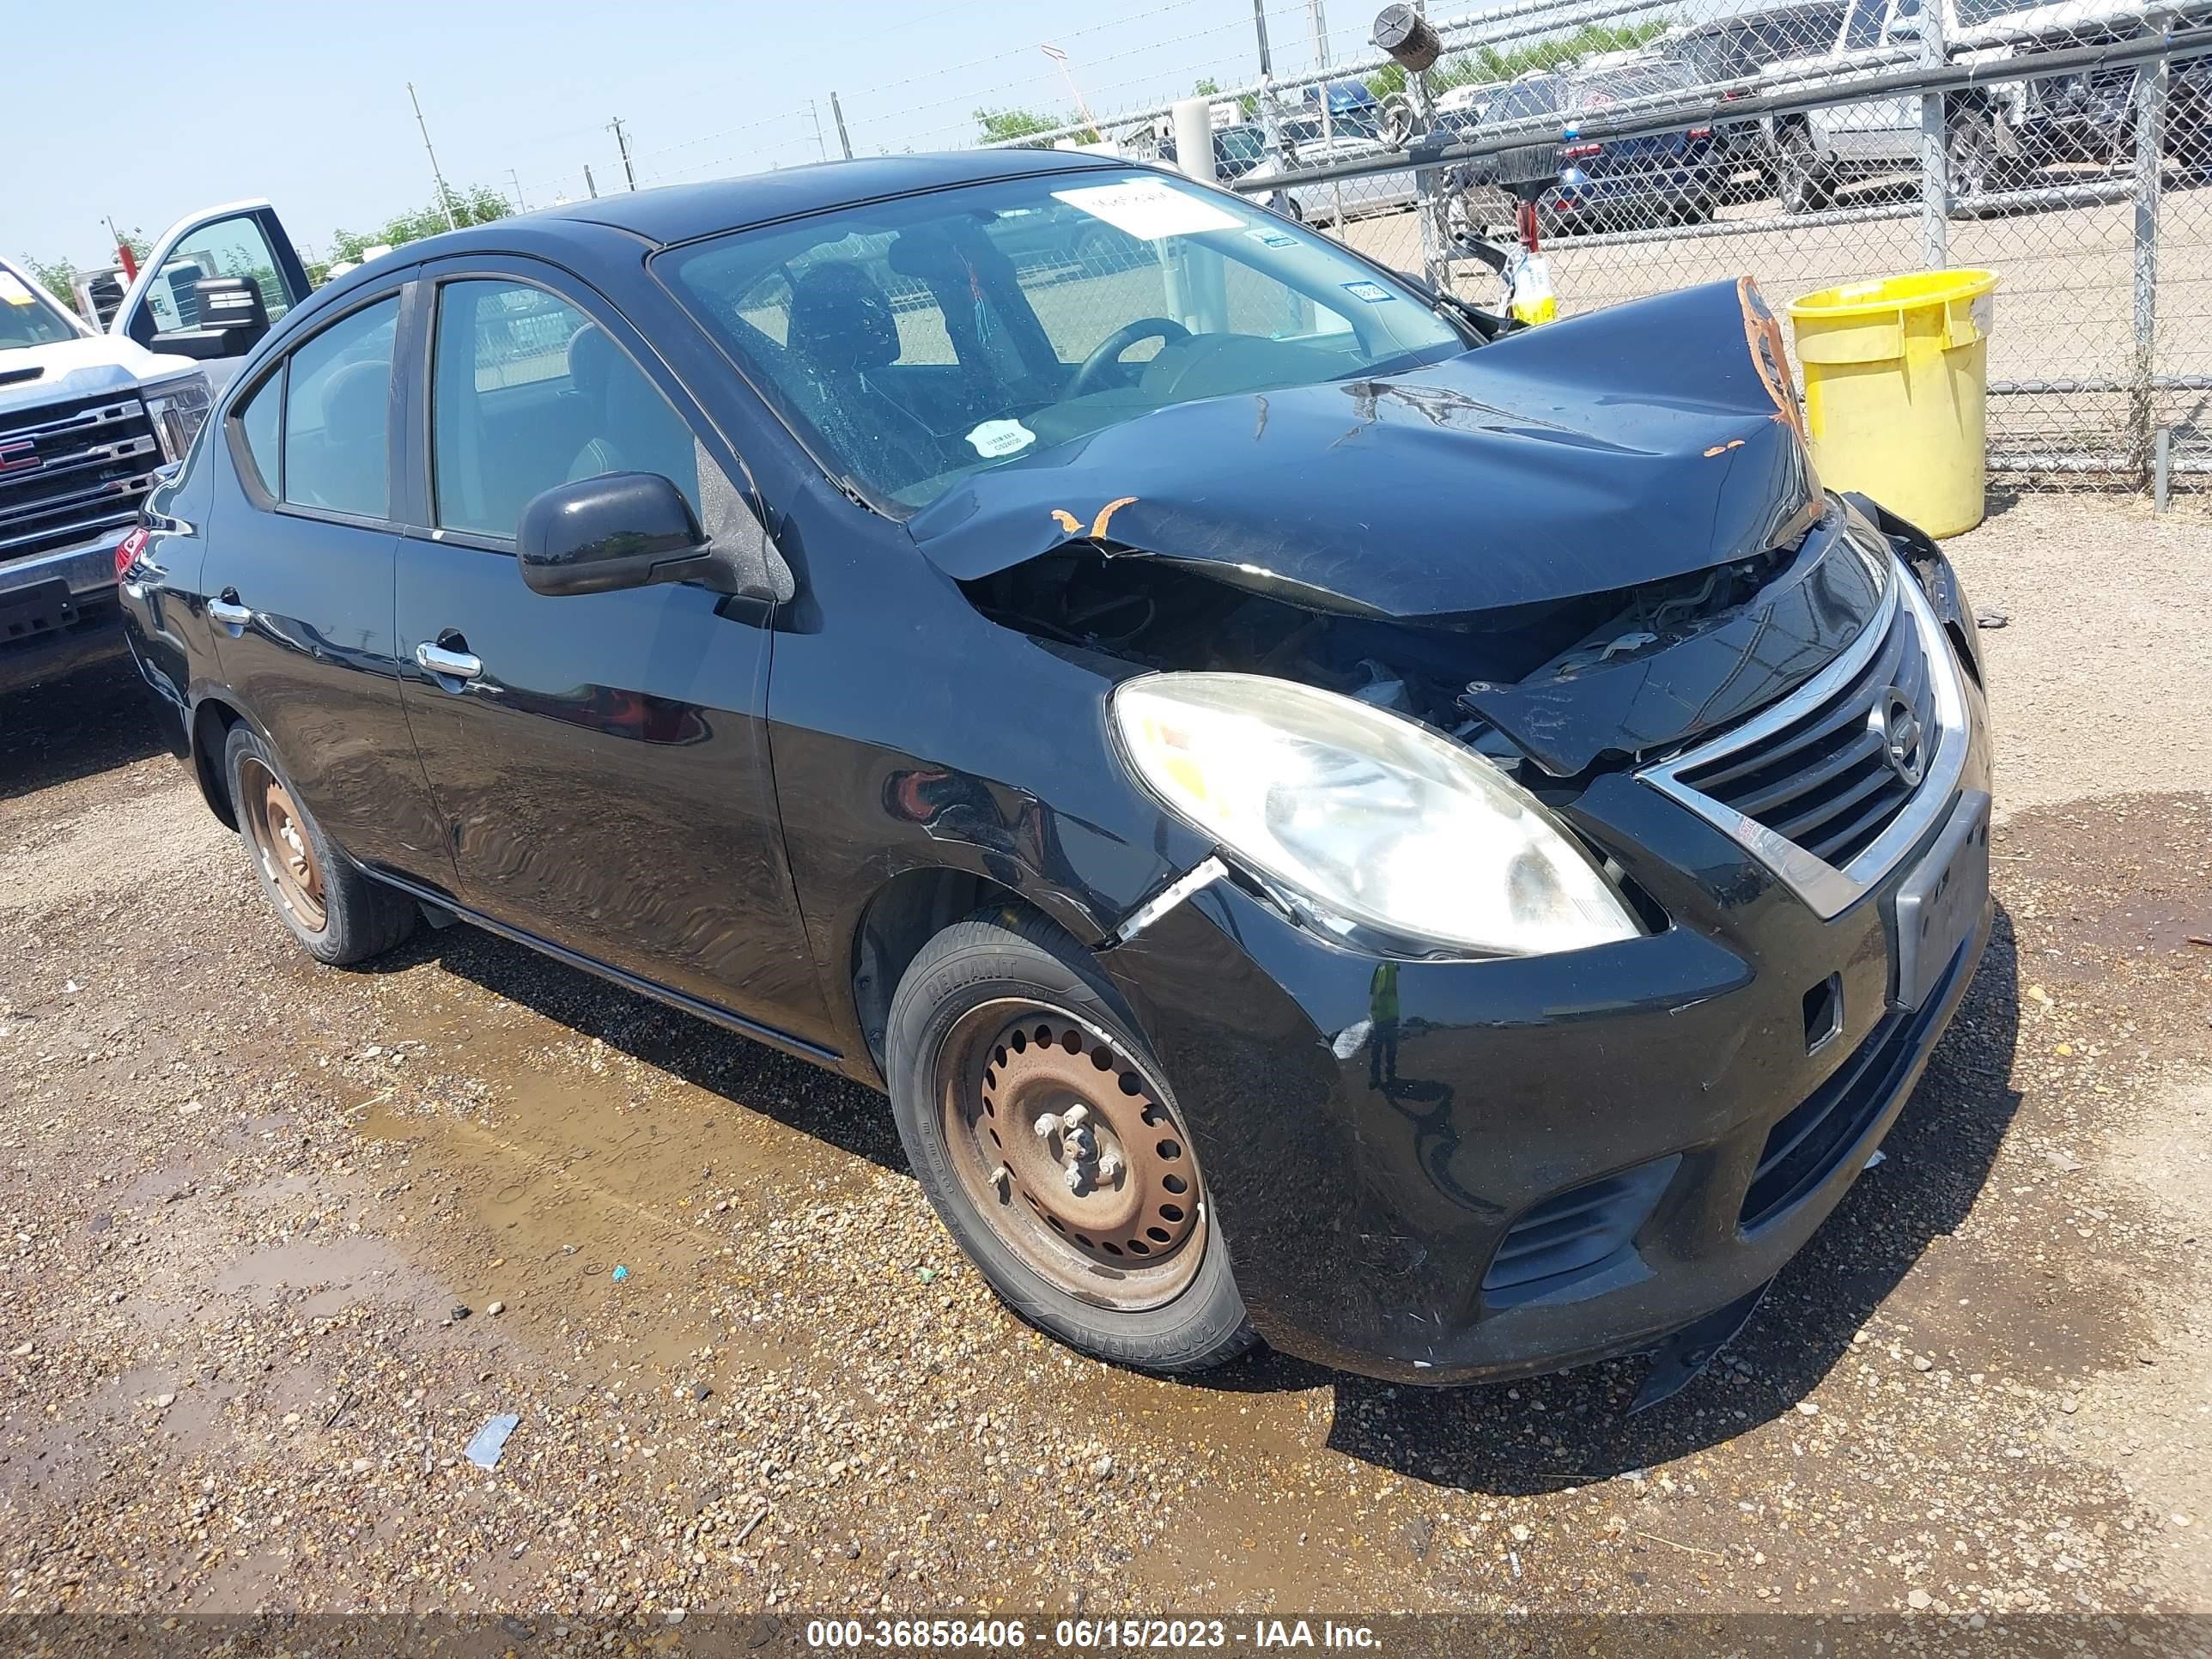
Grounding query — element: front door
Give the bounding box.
[204,283,452,880]
[390,262,828,1046]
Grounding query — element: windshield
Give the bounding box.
[659,169,1467,514]
[0,268,84,351]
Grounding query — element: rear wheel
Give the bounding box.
[885,910,1255,1374]
[223,724,418,966]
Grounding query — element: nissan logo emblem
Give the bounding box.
[1871,688,1927,787]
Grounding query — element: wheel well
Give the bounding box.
[190,698,244,830]
[850,867,1052,1078]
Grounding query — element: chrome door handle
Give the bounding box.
[209,599,251,625]
[415,641,483,681]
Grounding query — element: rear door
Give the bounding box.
[112,201,313,392]
[390,257,825,1040]
[203,276,452,879]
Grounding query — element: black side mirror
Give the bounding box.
[518,471,719,597]
[149,276,272,361]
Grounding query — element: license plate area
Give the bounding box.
[0,579,76,647]
[1892,789,1990,1011]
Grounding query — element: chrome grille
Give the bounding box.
[1640,560,1969,920]
[1673,592,1931,872]
[0,393,162,565]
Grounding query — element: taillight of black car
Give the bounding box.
[114,524,149,580]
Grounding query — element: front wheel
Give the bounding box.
[885,910,1256,1375]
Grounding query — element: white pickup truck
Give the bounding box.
[2,201,308,694]
[1765,0,2209,210]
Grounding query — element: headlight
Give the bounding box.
[142,371,213,464]
[1111,672,1641,957]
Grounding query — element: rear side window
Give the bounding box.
[281,297,399,519]
[430,278,701,538]
[1492,80,1560,122]
[235,372,283,496]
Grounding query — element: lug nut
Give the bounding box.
[1033,1112,1063,1139]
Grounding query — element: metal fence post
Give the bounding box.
[1917,0,1949,268]
[2131,52,2168,478]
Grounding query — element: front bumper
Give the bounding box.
[0,531,131,696]
[1102,595,1993,1387]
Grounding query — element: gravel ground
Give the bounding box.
[1,494,2207,1630]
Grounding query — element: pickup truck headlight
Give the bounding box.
[1111,672,1641,957]
[142,371,214,464]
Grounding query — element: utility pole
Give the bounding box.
[104,216,137,278]
[408,82,459,230]
[507,168,528,212]
[1040,45,1099,141]
[830,91,854,160]
[608,116,637,191]
[1251,0,1280,153]
[584,163,599,199]
[809,100,829,161]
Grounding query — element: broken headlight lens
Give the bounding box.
[1112,672,1639,957]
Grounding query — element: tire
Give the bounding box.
[222,723,418,966]
[884,908,1257,1376]
[1946,110,2002,204]
[1776,123,1832,214]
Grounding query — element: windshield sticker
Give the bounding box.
[0,274,37,307]
[1246,228,1297,248]
[967,418,1037,459]
[1341,281,1395,304]
[1050,180,1243,241]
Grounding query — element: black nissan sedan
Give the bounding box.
[118,149,1992,1392]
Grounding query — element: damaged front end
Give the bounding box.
[924,277,1898,833]
[913,277,1994,1387]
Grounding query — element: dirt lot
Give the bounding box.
[1,494,2208,1631]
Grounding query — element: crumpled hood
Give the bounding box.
[908,278,1823,620]
[0,336,191,419]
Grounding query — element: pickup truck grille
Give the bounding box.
[0,392,162,566]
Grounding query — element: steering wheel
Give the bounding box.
[1068,317,1191,398]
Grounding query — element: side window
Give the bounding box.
[431,279,701,539]
[1844,0,1884,49]
[236,370,283,496]
[282,296,399,519]
[143,213,295,336]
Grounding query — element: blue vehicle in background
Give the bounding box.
[1458,62,1726,231]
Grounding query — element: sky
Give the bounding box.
[12,0,1400,271]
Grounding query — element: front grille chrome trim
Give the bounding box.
[1639,559,1969,920]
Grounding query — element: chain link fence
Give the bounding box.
[949,0,2211,504]
[1261,6,2205,500]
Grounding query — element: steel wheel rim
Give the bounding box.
[936,1000,1206,1311]
[240,757,326,932]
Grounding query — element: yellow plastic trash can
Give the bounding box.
[1787,269,1999,539]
